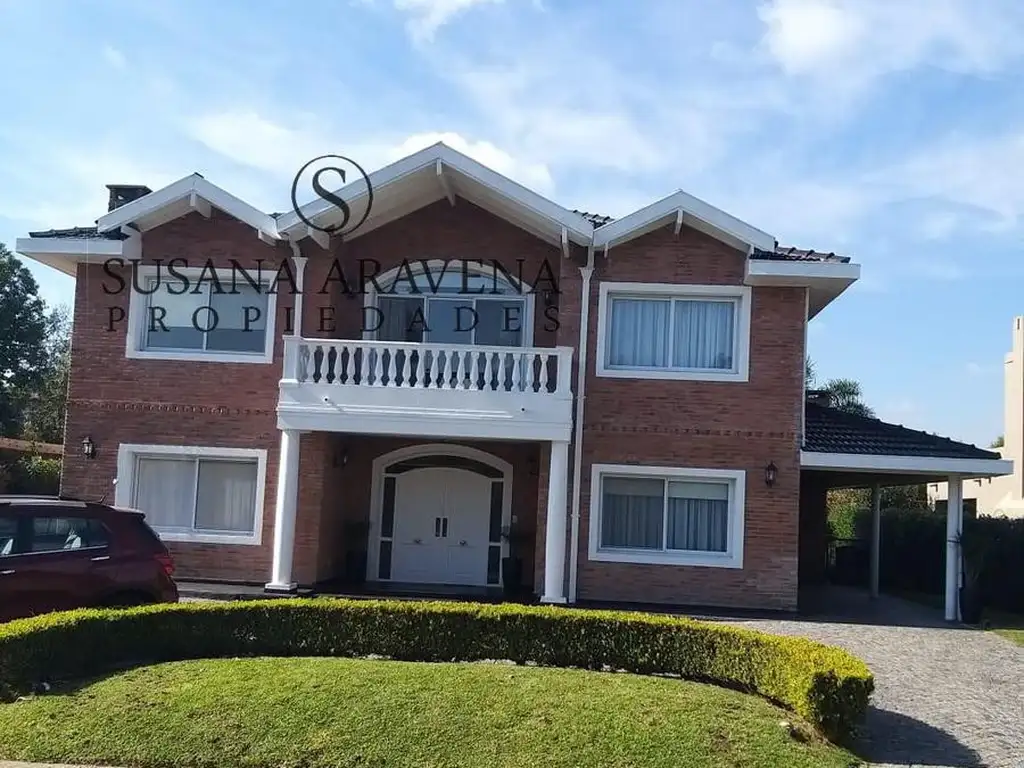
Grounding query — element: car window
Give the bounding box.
[0,515,16,557]
[29,517,109,553]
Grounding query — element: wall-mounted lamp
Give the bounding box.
[764,461,778,488]
[82,435,96,460]
[334,447,348,469]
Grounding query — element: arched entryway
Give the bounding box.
[366,445,513,587]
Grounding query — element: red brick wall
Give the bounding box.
[550,225,806,610]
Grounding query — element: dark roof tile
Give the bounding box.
[28,226,125,241]
[804,402,999,460]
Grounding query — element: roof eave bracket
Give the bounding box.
[436,159,455,207]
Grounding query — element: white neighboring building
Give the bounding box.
[929,316,1024,518]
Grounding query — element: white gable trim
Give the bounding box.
[276,142,595,245]
[96,174,280,240]
[593,190,775,254]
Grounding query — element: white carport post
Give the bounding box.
[869,484,881,598]
[944,474,963,621]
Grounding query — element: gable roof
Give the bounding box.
[591,189,776,254]
[803,402,1000,460]
[277,142,595,249]
[95,173,279,241]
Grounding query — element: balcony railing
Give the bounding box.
[283,337,574,396]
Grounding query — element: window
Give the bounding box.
[29,517,108,553]
[589,464,745,568]
[115,444,267,545]
[372,262,531,348]
[596,282,750,382]
[126,266,277,363]
[0,516,15,557]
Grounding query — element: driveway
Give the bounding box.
[714,588,1024,768]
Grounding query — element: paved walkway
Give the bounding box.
[711,588,1024,768]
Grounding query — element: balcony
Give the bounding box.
[277,337,575,442]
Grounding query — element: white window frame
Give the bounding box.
[595,282,751,382]
[114,443,267,546]
[125,265,278,364]
[588,464,745,568]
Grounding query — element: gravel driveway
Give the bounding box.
[713,589,1024,768]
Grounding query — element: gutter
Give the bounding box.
[567,244,595,603]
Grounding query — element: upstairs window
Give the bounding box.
[372,262,531,348]
[596,283,750,382]
[126,266,277,364]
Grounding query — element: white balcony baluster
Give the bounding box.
[284,338,574,396]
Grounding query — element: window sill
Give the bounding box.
[126,349,273,365]
[589,548,743,569]
[154,530,262,546]
[596,366,747,383]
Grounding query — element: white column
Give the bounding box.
[944,474,963,621]
[541,440,570,604]
[266,429,301,592]
[869,484,881,598]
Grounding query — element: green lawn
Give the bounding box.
[0,657,859,768]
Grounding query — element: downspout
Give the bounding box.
[567,244,595,603]
[287,239,307,337]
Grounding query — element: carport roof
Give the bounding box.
[804,403,999,460]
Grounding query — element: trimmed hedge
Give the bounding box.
[0,598,873,742]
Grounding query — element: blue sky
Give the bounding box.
[1,0,1023,447]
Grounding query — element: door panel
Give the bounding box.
[390,468,447,583]
[389,467,495,586]
[443,473,493,585]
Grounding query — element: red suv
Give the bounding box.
[0,496,179,622]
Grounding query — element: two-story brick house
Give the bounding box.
[17,143,1011,616]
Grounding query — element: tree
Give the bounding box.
[21,304,71,444]
[805,356,816,389]
[821,377,875,418]
[0,244,49,437]
[990,435,1005,449]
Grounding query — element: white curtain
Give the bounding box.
[666,481,729,552]
[672,300,734,370]
[195,460,258,534]
[601,477,664,549]
[134,457,195,530]
[607,299,670,367]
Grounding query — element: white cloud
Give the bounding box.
[187,110,555,198]
[758,0,1024,91]
[101,44,126,69]
[919,211,959,241]
[386,131,553,193]
[392,0,504,42]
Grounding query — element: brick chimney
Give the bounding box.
[106,184,152,212]
[806,389,832,408]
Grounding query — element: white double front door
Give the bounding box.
[390,467,493,586]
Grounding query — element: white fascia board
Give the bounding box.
[16,237,124,276]
[277,142,594,244]
[96,174,280,239]
[15,237,123,257]
[593,190,776,253]
[746,259,861,283]
[801,450,1013,478]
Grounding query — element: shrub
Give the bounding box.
[0,599,872,742]
[828,506,1024,612]
[7,456,61,495]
